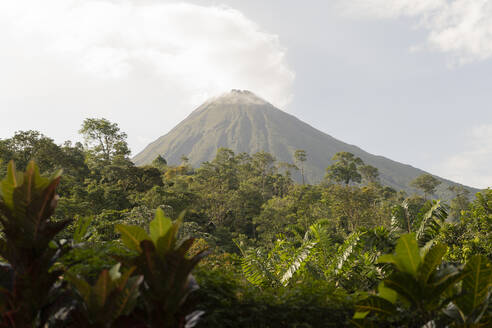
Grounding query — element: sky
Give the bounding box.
[0,0,491,189]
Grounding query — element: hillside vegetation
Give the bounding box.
[0,119,490,327]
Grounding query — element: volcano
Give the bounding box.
[133,90,477,198]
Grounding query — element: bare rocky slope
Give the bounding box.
[133,90,478,199]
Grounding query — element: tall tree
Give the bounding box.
[410,174,441,199]
[325,152,364,185]
[359,164,380,185]
[79,118,130,163]
[294,149,307,185]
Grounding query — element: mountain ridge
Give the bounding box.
[133,90,479,199]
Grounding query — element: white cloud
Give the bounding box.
[438,124,492,189]
[0,0,294,152]
[340,0,492,64]
[341,0,445,18]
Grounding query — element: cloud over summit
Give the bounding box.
[0,0,294,106]
[0,0,294,151]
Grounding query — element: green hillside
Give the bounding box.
[133,90,478,199]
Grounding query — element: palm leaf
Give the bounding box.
[416,201,447,246]
[280,241,316,286]
[334,231,362,274]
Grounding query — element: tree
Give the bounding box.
[0,132,89,198]
[0,130,63,174]
[359,164,380,185]
[152,155,167,169]
[79,118,130,163]
[294,149,307,185]
[252,151,277,199]
[448,185,470,220]
[325,152,364,185]
[277,161,298,180]
[410,174,441,199]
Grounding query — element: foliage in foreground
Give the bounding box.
[0,161,71,326]
[0,161,206,327]
[116,209,208,327]
[353,234,491,327]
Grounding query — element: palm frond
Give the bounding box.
[334,231,363,274]
[280,241,316,286]
[416,201,447,246]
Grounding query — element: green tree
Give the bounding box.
[448,185,470,220]
[325,152,364,185]
[325,184,389,232]
[438,189,491,263]
[294,149,307,185]
[254,196,297,243]
[359,164,380,185]
[0,132,89,198]
[410,173,441,199]
[79,118,130,163]
[152,155,167,169]
[0,130,64,174]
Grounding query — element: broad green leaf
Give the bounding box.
[115,224,150,252]
[6,161,18,187]
[419,243,447,283]
[393,233,421,276]
[0,161,19,210]
[73,216,92,244]
[384,271,421,306]
[428,267,465,310]
[352,311,370,319]
[150,208,172,244]
[377,254,396,265]
[456,255,492,316]
[354,295,396,318]
[156,217,182,256]
[378,282,397,304]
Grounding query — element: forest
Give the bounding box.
[0,118,490,327]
